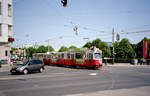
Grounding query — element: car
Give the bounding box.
[0,59,8,68]
[10,59,44,74]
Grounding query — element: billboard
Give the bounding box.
[143,40,148,58]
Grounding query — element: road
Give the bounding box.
[0,65,150,96]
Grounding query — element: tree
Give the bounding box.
[26,47,36,57]
[36,45,54,53]
[59,46,69,52]
[114,41,120,58]
[83,38,111,57]
[11,48,18,51]
[91,39,111,57]
[91,39,102,48]
[36,45,47,53]
[101,42,111,57]
[46,46,55,52]
[69,45,81,51]
[83,42,92,48]
[116,38,134,58]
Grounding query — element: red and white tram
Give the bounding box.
[32,48,103,69]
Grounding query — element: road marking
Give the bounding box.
[89,73,97,76]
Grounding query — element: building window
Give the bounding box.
[5,50,8,56]
[8,25,12,34]
[0,24,2,36]
[8,4,12,17]
[0,2,2,15]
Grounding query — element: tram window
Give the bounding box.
[76,53,83,59]
[61,54,64,59]
[47,55,51,59]
[70,54,75,60]
[67,54,70,59]
[94,53,101,59]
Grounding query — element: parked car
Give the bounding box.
[0,59,8,68]
[10,59,44,74]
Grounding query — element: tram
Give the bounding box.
[32,47,103,69]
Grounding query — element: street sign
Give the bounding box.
[107,42,112,47]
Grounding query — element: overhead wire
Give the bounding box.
[120,29,150,34]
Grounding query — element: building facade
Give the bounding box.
[0,0,13,60]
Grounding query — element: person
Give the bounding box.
[9,51,14,68]
[105,59,107,66]
[10,59,13,67]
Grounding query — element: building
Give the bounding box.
[0,0,14,60]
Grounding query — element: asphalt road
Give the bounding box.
[0,65,150,96]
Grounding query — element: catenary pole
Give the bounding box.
[112,28,115,64]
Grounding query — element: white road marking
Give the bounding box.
[89,73,97,76]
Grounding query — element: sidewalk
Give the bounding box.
[106,63,132,66]
[0,65,10,72]
[106,63,150,67]
[66,86,150,96]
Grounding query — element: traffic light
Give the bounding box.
[61,0,67,7]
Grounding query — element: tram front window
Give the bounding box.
[94,53,101,59]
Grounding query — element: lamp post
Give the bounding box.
[46,36,63,54]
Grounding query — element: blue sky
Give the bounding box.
[13,0,150,50]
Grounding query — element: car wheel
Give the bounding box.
[10,70,15,75]
[39,68,43,73]
[23,69,28,74]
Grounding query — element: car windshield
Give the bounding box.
[18,60,29,66]
[29,60,42,64]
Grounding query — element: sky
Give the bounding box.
[13,0,150,50]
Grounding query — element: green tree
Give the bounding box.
[91,39,102,48]
[59,46,69,52]
[11,48,18,51]
[83,38,111,57]
[46,46,55,52]
[36,45,47,53]
[116,38,134,58]
[83,42,92,48]
[91,39,111,57]
[69,45,81,51]
[114,41,120,58]
[26,47,36,57]
[36,45,54,53]
[101,42,111,57]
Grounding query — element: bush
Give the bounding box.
[115,58,133,63]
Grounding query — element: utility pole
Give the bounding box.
[45,39,50,54]
[48,40,50,54]
[112,28,115,64]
